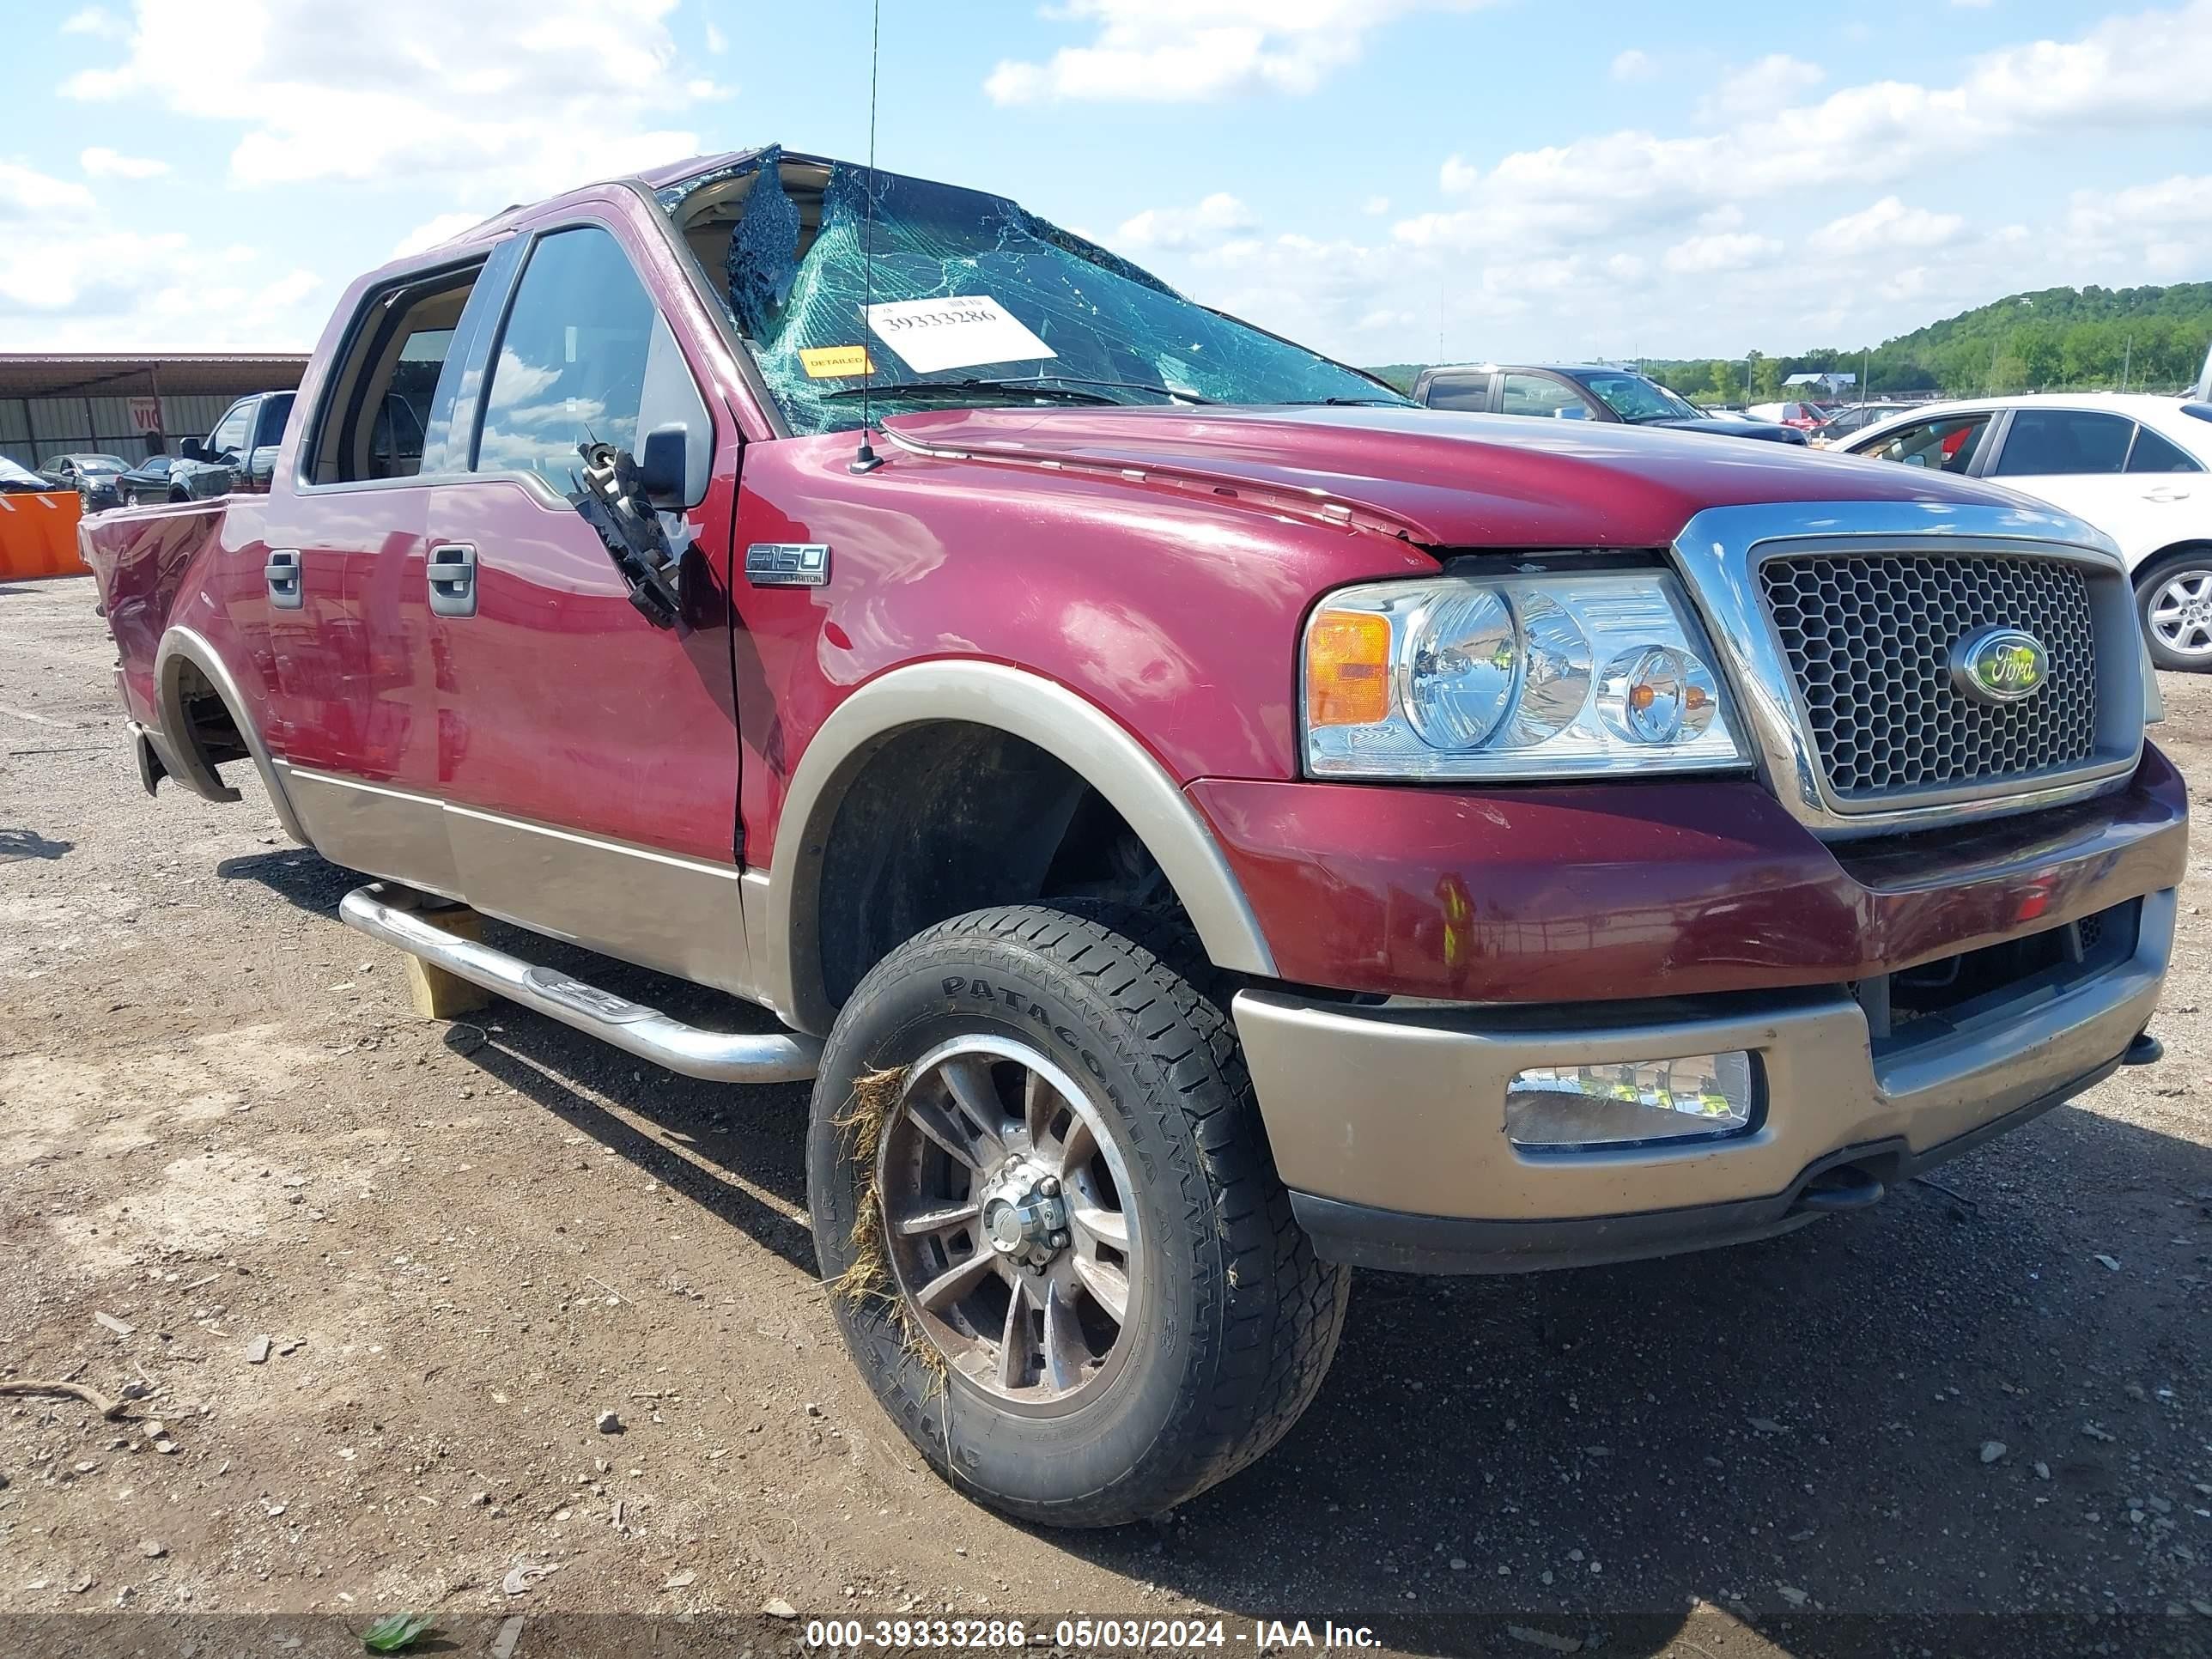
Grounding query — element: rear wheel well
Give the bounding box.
[171,657,252,774]
[812,721,1194,1009]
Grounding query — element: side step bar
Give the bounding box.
[339,884,822,1085]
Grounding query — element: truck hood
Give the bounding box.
[884,404,2010,549]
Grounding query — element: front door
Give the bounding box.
[421,217,751,993]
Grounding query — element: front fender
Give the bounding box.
[758,659,1278,1034]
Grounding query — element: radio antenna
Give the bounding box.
[849,0,885,475]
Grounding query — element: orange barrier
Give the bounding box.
[0,489,88,580]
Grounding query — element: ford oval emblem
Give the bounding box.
[1950,625,2049,705]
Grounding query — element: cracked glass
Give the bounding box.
[676,156,1403,435]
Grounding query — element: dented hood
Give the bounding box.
[884,404,2019,549]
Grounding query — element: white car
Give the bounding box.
[1839,393,2212,669]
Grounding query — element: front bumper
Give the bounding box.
[1237,887,2173,1273]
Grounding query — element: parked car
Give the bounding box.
[114,454,189,507]
[79,146,2182,1528]
[1808,402,1912,447]
[1747,399,1834,430]
[1839,395,2210,669]
[1414,363,1808,443]
[40,452,127,511]
[125,392,297,504]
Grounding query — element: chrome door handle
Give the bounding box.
[2144,487,2191,504]
[428,542,477,618]
[264,547,302,610]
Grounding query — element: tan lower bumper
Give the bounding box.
[1237,889,2173,1230]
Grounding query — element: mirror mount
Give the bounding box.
[570,440,684,629]
[179,437,207,461]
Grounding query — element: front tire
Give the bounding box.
[2137,548,2212,672]
[806,904,1348,1527]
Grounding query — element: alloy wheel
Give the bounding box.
[2148,568,2212,659]
[872,1033,1142,1413]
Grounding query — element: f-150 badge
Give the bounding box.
[745,544,830,587]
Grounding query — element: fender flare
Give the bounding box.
[759,660,1278,1035]
[153,626,310,845]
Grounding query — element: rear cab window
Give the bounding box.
[302,258,489,487]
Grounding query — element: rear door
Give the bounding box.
[257,253,498,890]
[1499,370,1601,422]
[1983,407,2148,556]
[1419,369,1495,412]
[421,215,751,993]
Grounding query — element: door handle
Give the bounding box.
[2143,487,2191,504]
[264,547,303,610]
[428,542,477,618]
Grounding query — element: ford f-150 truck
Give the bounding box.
[82,146,2185,1528]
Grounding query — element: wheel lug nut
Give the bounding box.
[1049,1231,1070,1249]
[1039,1177,1060,1197]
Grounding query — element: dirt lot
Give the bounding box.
[3,571,2209,1658]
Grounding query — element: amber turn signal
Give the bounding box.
[1306,609,1392,727]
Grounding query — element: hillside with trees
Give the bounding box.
[1369,283,2212,404]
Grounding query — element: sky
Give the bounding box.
[3,0,2210,368]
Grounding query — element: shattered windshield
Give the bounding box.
[1576,372,1703,424]
[677,152,1403,434]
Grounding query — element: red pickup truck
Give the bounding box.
[82,146,2184,1527]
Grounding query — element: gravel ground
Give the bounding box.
[3,572,2209,1658]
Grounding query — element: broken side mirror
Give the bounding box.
[179,437,207,461]
[638,421,693,510]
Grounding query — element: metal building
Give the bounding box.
[0,352,311,471]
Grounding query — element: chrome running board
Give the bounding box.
[339,883,821,1085]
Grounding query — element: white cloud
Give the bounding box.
[1610,48,1656,82]
[983,0,1492,104]
[1662,231,1784,274]
[61,5,125,35]
[1114,192,1258,251]
[1703,53,1824,120]
[1396,1,2212,260]
[704,19,726,52]
[1362,194,1391,216]
[2065,172,2212,278]
[1439,154,1477,192]
[0,162,99,222]
[0,161,323,346]
[392,210,489,257]
[1810,195,1966,254]
[64,0,723,204]
[80,146,170,180]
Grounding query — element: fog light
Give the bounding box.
[1506,1051,1754,1151]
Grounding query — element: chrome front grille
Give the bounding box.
[1757,551,2099,802]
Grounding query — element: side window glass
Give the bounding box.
[209,403,251,457]
[1500,374,1588,419]
[1424,374,1489,412]
[2127,427,2203,474]
[1991,409,2134,477]
[476,227,658,490]
[305,264,480,485]
[1869,415,1989,474]
[254,394,294,451]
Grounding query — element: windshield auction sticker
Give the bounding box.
[864,295,1056,374]
[799,344,876,379]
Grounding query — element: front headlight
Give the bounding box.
[1303,570,1750,780]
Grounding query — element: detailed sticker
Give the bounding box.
[863,295,1056,374]
[799,344,876,380]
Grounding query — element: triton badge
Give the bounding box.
[744,543,830,587]
[1950,625,2048,705]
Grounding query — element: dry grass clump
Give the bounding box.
[829,1064,947,1393]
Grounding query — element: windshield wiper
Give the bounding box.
[1014,375,1216,405]
[1279,396,1404,407]
[820,379,1121,407]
